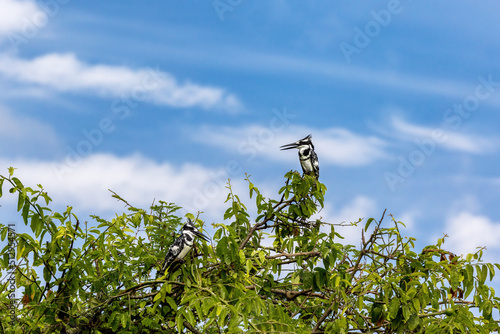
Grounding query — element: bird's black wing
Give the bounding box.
[311,150,319,178]
[160,236,184,275]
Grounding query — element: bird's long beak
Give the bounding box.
[280,142,299,150]
[194,230,210,242]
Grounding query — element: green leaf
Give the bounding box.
[218,307,229,327]
[388,298,400,320]
[165,296,177,310]
[1,227,7,241]
[223,207,233,220]
[121,313,127,329]
[182,293,198,305]
[176,314,184,332]
[31,214,42,237]
[184,307,196,325]
[153,292,162,302]
[43,266,52,282]
[402,305,410,321]
[356,296,364,310]
[365,218,375,232]
[12,176,23,189]
[239,250,246,264]
[17,191,24,212]
[52,212,64,221]
[412,298,420,312]
[371,304,383,323]
[213,228,222,241]
[216,237,228,261]
[464,264,474,299]
[108,311,118,327]
[22,198,30,225]
[478,264,488,284]
[248,181,254,196]
[407,313,420,330]
[246,258,253,275]
[487,263,495,281]
[258,251,266,264]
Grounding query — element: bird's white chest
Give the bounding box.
[300,158,314,173]
[298,147,313,173]
[178,244,193,260]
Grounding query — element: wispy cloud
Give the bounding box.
[0,106,61,157]
[390,116,496,154]
[158,43,500,106]
[0,53,242,112]
[193,124,388,167]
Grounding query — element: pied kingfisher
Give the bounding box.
[280,134,319,179]
[159,218,209,275]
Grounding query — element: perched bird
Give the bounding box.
[280,134,319,179]
[159,218,209,275]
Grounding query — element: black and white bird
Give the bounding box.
[159,218,209,276]
[280,134,319,179]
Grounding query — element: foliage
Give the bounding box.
[1,168,500,333]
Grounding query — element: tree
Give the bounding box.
[1,167,500,333]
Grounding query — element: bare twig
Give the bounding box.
[265,251,321,260]
[239,201,289,250]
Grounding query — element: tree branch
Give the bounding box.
[266,251,320,260]
[312,209,387,333]
[245,285,326,301]
[183,321,202,334]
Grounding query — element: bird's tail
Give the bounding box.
[157,260,171,279]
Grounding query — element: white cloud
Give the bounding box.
[443,211,500,263]
[0,53,242,112]
[316,200,417,248]
[391,116,496,154]
[395,211,416,231]
[193,124,387,167]
[314,128,387,166]
[317,195,378,246]
[0,0,44,34]
[0,154,243,219]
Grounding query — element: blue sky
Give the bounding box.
[1,0,500,267]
